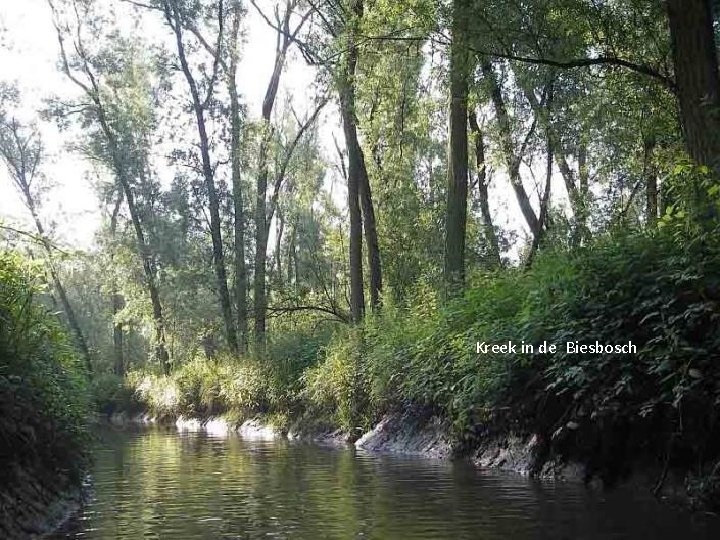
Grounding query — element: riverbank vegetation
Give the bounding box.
[0,253,89,536]
[2,0,720,516]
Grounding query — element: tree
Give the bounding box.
[468,111,501,266]
[444,0,471,287]
[161,0,239,353]
[252,0,300,346]
[0,114,93,373]
[228,0,248,352]
[481,61,540,239]
[49,0,171,372]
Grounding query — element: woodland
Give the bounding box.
[2,0,720,528]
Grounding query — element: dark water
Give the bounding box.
[53,426,720,539]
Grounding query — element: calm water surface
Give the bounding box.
[53,426,720,539]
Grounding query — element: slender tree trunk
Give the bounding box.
[228,2,247,353]
[577,140,589,235]
[95,108,168,373]
[107,154,168,373]
[468,111,501,267]
[255,136,270,344]
[170,5,238,354]
[112,293,125,376]
[527,131,554,267]
[520,82,582,227]
[666,0,720,169]
[18,187,93,374]
[578,141,589,196]
[359,166,382,311]
[444,0,471,287]
[643,135,658,226]
[122,182,169,374]
[109,192,125,376]
[287,223,296,288]
[338,1,382,311]
[254,3,294,347]
[483,62,540,238]
[276,209,285,292]
[343,99,366,323]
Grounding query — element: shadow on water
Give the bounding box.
[51,425,720,539]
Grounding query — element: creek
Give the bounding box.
[51,425,720,539]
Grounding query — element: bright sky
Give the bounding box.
[0,0,556,256]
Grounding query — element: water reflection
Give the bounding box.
[53,426,720,539]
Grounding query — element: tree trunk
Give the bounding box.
[359,162,382,311]
[287,222,296,288]
[666,0,720,169]
[343,98,366,323]
[253,3,294,347]
[576,139,589,236]
[112,293,125,376]
[229,1,248,354]
[527,130,554,267]
[468,111,501,267]
[339,0,369,322]
[520,82,583,228]
[483,62,540,238]
[170,5,238,354]
[339,2,382,311]
[643,135,658,226]
[444,0,471,287]
[17,183,93,374]
[109,151,169,373]
[122,184,169,374]
[255,136,270,345]
[275,209,285,292]
[109,191,125,377]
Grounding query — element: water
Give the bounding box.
[53,426,720,539]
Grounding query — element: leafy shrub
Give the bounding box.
[90,373,137,415]
[304,329,371,432]
[0,252,90,529]
[128,355,271,419]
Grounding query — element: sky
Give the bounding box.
[0,0,551,256]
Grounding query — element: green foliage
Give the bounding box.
[263,327,333,411]
[90,373,137,416]
[0,252,90,516]
[129,355,271,419]
[302,207,720,477]
[304,329,372,432]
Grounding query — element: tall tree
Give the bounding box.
[339,0,382,312]
[227,0,248,352]
[444,0,471,287]
[482,61,540,239]
[338,0,367,321]
[253,0,295,346]
[49,0,170,372]
[162,0,239,353]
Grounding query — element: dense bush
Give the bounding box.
[90,373,137,415]
[129,355,271,419]
[304,218,720,484]
[0,252,90,533]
